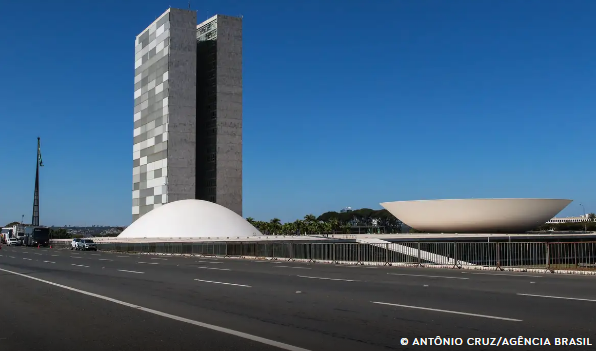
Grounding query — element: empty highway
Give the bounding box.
[1,246,595,350]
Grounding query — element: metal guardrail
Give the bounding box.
[49,241,596,273]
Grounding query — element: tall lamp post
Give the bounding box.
[580,203,587,233]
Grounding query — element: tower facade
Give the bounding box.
[196,15,243,217]
[133,8,198,221]
[133,9,242,222]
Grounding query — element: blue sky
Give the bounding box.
[1,0,594,226]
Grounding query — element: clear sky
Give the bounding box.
[1,0,594,226]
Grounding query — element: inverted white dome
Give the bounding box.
[381,198,572,233]
[119,200,262,238]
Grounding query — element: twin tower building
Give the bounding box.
[132,8,242,222]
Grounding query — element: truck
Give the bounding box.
[23,226,50,247]
[1,227,13,244]
[13,225,25,244]
[2,225,25,244]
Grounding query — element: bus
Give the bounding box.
[23,226,50,247]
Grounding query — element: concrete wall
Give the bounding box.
[215,15,243,217]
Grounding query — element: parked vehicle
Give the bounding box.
[2,225,25,244]
[71,238,81,250]
[23,226,50,247]
[78,239,97,251]
[13,225,25,244]
[1,227,12,244]
[7,238,20,246]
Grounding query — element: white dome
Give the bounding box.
[119,200,262,238]
[381,198,572,233]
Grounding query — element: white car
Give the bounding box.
[7,238,20,246]
[71,238,81,250]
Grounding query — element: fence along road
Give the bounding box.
[51,240,596,274]
[2,245,596,351]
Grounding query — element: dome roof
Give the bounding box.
[119,200,262,238]
[381,198,572,233]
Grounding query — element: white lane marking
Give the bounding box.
[275,266,311,269]
[272,262,283,264]
[118,269,144,274]
[71,257,82,259]
[22,252,28,254]
[371,301,522,322]
[297,275,359,282]
[98,259,113,261]
[51,255,59,257]
[197,267,231,271]
[117,256,128,258]
[71,264,89,268]
[23,258,32,261]
[194,279,251,288]
[387,273,469,280]
[34,253,43,256]
[0,254,3,257]
[44,261,56,264]
[517,293,596,303]
[0,267,310,350]
[91,254,100,256]
[150,258,167,260]
[9,256,15,259]
[466,272,543,278]
[148,263,159,265]
[138,262,147,264]
[208,262,223,264]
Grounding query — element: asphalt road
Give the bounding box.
[1,246,595,351]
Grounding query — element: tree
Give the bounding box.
[269,218,281,235]
[249,207,403,235]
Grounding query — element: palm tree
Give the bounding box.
[294,219,306,235]
[328,218,340,235]
[302,215,317,234]
[269,218,281,235]
[281,222,294,235]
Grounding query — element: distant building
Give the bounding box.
[547,214,594,224]
[340,207,352,213]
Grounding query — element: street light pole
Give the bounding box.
[580,203,587,233]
